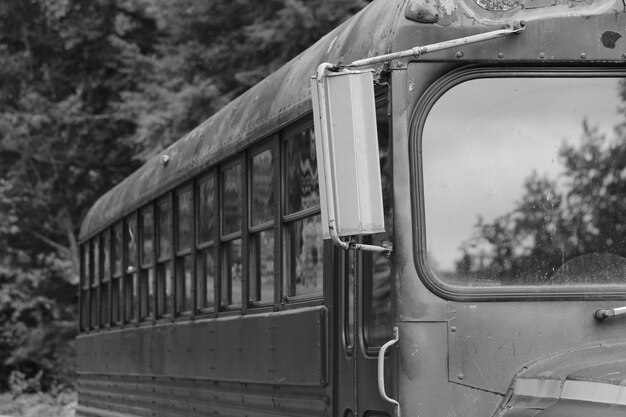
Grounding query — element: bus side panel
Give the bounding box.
[76,306,329,417]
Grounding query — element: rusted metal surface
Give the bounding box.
[76,374,329,417]
[77,306,327,386]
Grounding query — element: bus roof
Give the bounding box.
[79,0,626,240]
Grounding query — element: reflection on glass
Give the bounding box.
[177,189,192,251]
[92,238,100,285]
[103,231,111,281]
[251,150,274,226]
[286,215,323,296]
[250,230,274,303]
[100,281,109,326]
[90,288,98,328]
[222,164,242,236]
[197,249,215,309]
[157,197,172,260]
[221,239,242,306]
[141,208,154,266]
[113,223,123,276]
[140,269,154,320]
[111,277,121,323]
[197,175,216,244]
[423,77,626,286]
[82,243,90,289]
[175,256,192,313]
[126,216,137,271]
[125,272,138,322]
[285,127,320,214]
[157,262,172,316]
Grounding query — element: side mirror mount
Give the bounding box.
[311,63,390,254]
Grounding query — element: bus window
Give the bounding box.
[90,237,100,329]
[80,242,90,331]
[156,196,173,317]
[125,214,138,322]
[101,229,110,327]
[423,76,626,289]
[283,125,323,298]
[112,222,123,324]
[196,173,216,311]
[249,147,276,304]
[221,161,243,308]
[175,187,193,314]
[140,206,155,320]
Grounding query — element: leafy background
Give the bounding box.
[0,0,369,413]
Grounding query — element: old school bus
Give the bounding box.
[77,0,626,415]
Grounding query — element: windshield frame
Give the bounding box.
[412,65,626,301]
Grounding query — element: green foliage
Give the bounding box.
[0,0,369,394]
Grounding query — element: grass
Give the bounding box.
[0,391,76,417]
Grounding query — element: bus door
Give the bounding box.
[334,93,396,417]
[335,241,395,417]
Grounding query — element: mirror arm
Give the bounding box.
[315,63,392,257]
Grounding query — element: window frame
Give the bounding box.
[412,66,626,302]
[247,138,280,309]
[195,170,218,315]
[281,119,324,302]
[220,156,246,311]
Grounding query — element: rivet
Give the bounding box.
[580,52,587,60]
[497,52,504,59]
[160,154,170,165]
[394,61,403,69]
[456,51,464,59]
[539,52,546,59]
[458,373,465,380]
[451,326,457,332]
[622,52,626,60]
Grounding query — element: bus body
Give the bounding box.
[77,0,626,416]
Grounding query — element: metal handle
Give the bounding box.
[594,306,626,321]
[378,326,400,417]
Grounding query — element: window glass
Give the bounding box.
[113,223,123,276]
[176,188,192,251]
[112,276,123,324]
[100,280,109,327]
[251,149,274,226]
[423,77,626,287]
[175,256,192,313]
[126,216,137,271]
[157,197,172,260]
[250,230,274,303]
[157,262,173,317]
[82,243,90,289]
[285,126,320,214]
[197,174,216,244]
[222,163,242,236]
[102,230,111,282]
[285,215,323,296]
[197,249,215,310]
[221,239,242,306]
[140,269,154,320]
[141,207,154,266]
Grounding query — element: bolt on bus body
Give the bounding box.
[76,0,626,416]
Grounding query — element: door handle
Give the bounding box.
[378,326,400,417]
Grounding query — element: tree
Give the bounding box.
[457,119,626,284]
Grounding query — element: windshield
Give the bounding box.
[422,76,626,287]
